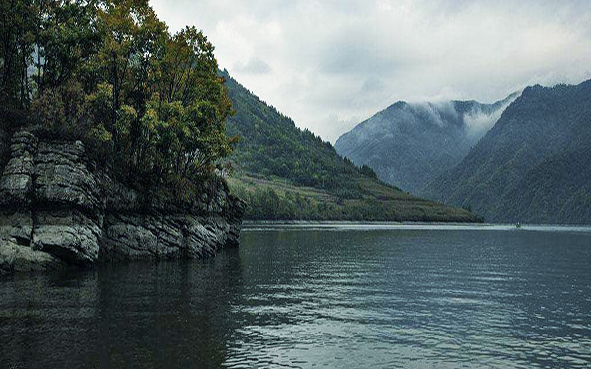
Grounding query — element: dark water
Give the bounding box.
[1,224,591,368]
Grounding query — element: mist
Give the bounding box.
[464,93,521,140]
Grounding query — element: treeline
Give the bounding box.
[232,183,430,221]
[0,0,234,200]
[232,186,338,220]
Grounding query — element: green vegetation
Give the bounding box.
[223,72,482,222]
[1,0,233,201]
[424,81,591,224]
[223,70,380,199]
[228,172,481,222]
[0,1,486,222]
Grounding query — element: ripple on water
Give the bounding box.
[221,228,591,368]
[2,227,590,368]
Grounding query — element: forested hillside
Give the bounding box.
[424,80,591,224]
[334,94,517,194]
[223,69,377,197]
[222,71,482,222]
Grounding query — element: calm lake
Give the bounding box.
[1,224,591,368]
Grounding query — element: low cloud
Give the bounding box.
[464,93,521,140]
[407,101,459,128]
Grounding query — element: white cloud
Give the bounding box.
[464,93,521,140]
[151,0,591,142]
[234,57,272,75]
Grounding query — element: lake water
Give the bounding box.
[1,224,591,368]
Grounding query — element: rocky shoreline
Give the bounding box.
[0,128,245,275]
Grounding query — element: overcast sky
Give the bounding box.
[151,0,591,143]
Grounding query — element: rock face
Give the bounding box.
[0,128,245,274]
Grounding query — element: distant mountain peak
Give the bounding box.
[334,93,517,194]
[222,70,481,222]
[423,79,591,224]
[387,101,408,110]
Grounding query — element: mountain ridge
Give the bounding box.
[423,79,591,224]
[334,92,519,194]
[221,70,483,222]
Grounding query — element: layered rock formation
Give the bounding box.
[0,128,245,274]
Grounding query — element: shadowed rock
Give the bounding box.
[0,128,245,274]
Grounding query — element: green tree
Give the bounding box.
[1,0,236,202]
[0,0,37,110]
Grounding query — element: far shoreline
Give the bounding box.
[241,221,591,232]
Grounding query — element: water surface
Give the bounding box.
[1,224,590,368]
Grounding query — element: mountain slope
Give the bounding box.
[221,70,482,222]
[334,94,517,194]
[223,69,363,195]
[423,80,591,224]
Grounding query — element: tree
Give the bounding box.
[0,0,37,111]
[1,0,236,201]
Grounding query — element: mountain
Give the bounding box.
[223,69,366,195]
[221,70,482,222]
[423,80,591,224]
[334,94,518,195]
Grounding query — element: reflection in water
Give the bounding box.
[1,226,591,368]
[0,252,244,368]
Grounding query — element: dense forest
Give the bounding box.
[424,80,591,224]
[0,0,234,201]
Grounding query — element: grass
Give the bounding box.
[228,171,483,223]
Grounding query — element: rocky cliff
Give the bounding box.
[0,127,245,275]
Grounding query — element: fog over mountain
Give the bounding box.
[334,93,518,194]
[424,79,591,224]
[221,70,481,222]
[151,0,591,142]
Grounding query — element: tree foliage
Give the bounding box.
[0,0,234,199]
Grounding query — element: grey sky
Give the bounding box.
[151,0,591,143]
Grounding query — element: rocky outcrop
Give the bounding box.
[0,128,245,275]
